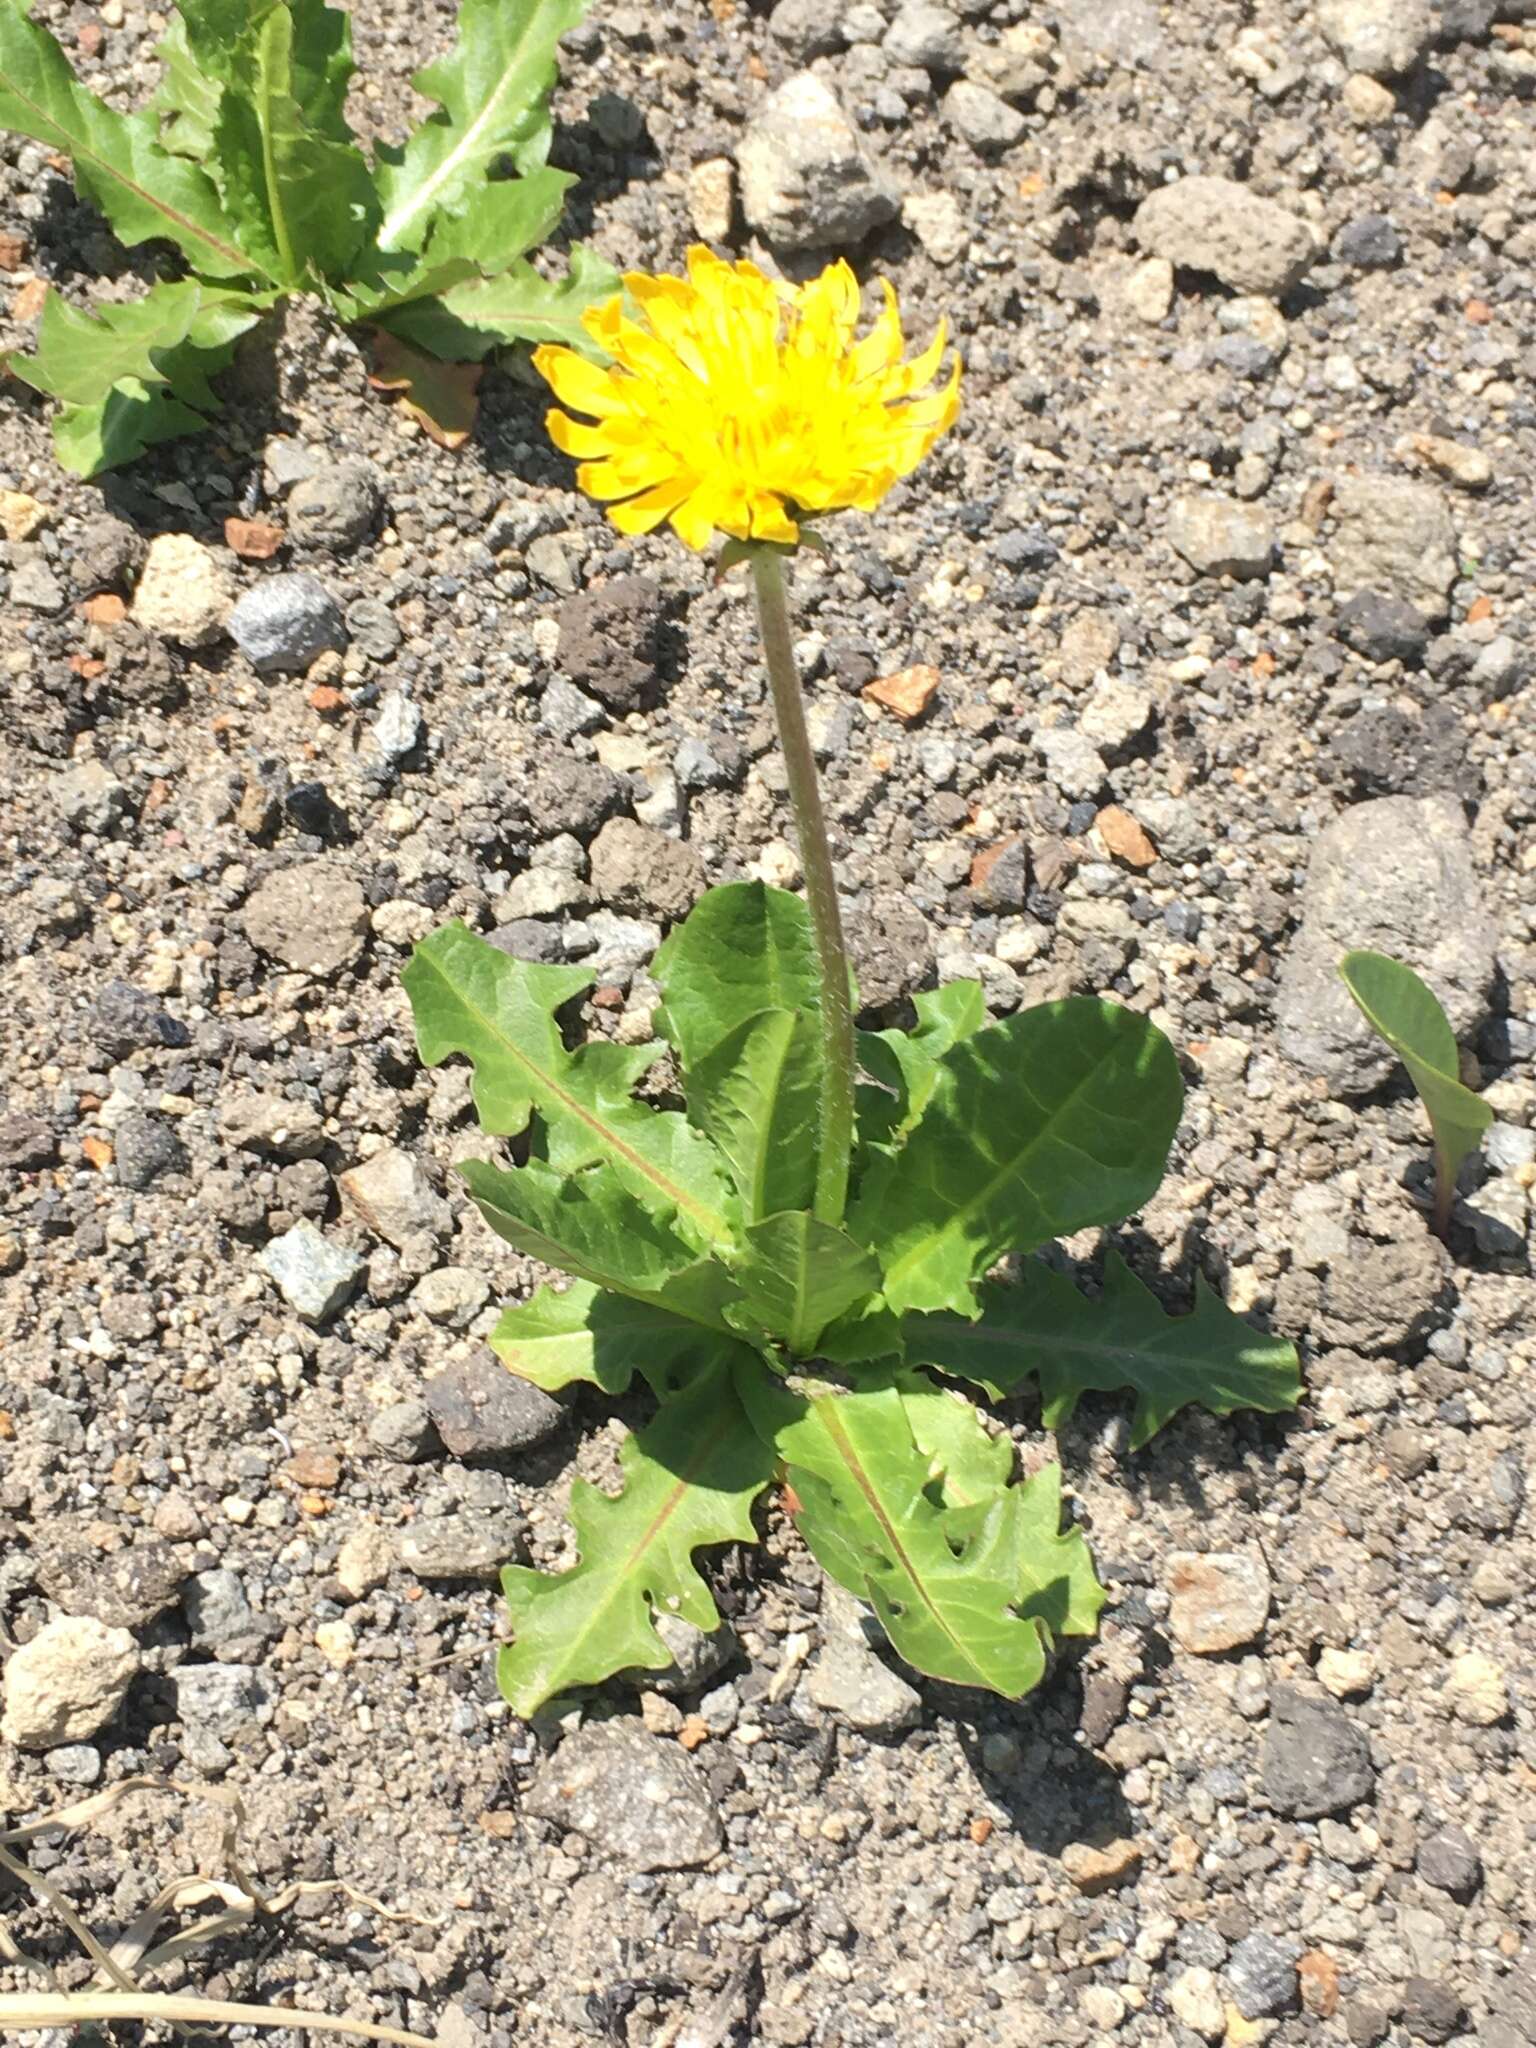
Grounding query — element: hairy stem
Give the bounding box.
[750,548,855,1227]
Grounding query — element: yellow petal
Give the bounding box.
[534,345,625,418]
[607,478,697,534]
[576,451,681,501]
[546,409,624,459]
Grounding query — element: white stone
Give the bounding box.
[132,533,230,648]
[1,1617,140,1750]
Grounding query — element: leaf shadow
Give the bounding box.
[944,1683,1140,1858]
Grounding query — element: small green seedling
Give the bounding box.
[1339,949,1493,1240]
[0,0,614,472]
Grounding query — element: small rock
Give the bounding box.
[1332,212,1402,268]
[396,1510,526,1580]
[1080,1986,1126,2032]
[184,1567,261,1653]
[1276,796,1496,1094]
[503,868,593,918]
[589,816,707,921]
[1262,1685,1375,1817]
[965,22,1055,101]
[1401,1978,1466,2045]
[647,1613,740,1698]
[1319,0,1434,77]
[902,190,967,264]
[174,1662,270,1741]
[10,558,65,611]
[1334,590,1430,664]
[506,756,625,843]
[970,835,1030,911]
[1444,1650,1508,1726]
[1036,726,1106,799]
[525,532,576,593]
[373,691,422,761]
[0,1113,57,1170]
[1124,256,1175,323]
[259,1221,364,1322]
[113,1110,188,1190]
[1095,806,1157,869]
[339,1147,450,1246]
[221,1093,326,1159]
[737,72,899,250]
[367,1399,439,1463]
[768,0,843,58]
[52,759,130,835]
[0,489,47,540]
[863,663,941,722]
[558,575,664,710]
[46,1744,103,1787]
[1402,431,1492,492]
[0,1616,140,1750]
[132,532,230,646]
[884,0,963,70]
[1342,71,1396,122]
[1329,475,1457,619]
[347,595,402,660]
[1317,1647,1375,1698]
[426,1356,563,1456]
[1060,1838,1143,1895]
[805,1585,922,1735]
[1168,495,1275,579]
[1080,675,1153,753]
[1167,1550,1270,1654]
[526,1721,723,1869]
[1417,1825,1482,1898]
[686,157,735,241]
[241,860,369,973]
[70,514,143,594]
[1227,1933,1301,2020]
[1135,175,1316,294]
[942,79,1026,152]
[336,1523,392,1598]
[286,463,380,552]
[229,572,347,675]
[91,979,186,1057]
[1169,1967,1226,2041]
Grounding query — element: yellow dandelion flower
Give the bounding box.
[533,245,961,552]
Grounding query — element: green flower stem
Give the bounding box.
[750,546,856,1229]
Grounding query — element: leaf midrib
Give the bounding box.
[807,1393,1003,1692]
[1,69,259,278]
[379,9,545,249]
[415,948,729,1244]
[874,1032,1141,1301]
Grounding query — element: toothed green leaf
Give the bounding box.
[462,1159,748,1344]
[743,1369,1098,1697]
[654,882,825,1067]
[207,3,375,285]
[895,1370,1104,1639]
[687,1010,820,1223]
[491,1278,759,1398]
[375,243,618,360]
[905,1252,1302,1451]
[727,1211,881,1358]
[857,978,988,1155]
[8,280,266,476]
[0,0,261,278]
[849,999,1182,1316]
[405,923,735,1251]
[373,0,594,254]
[498,1353,774,1716]
[156,0,358,161]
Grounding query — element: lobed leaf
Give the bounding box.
[373,0,595,254]
[0,0,261,278]
[404,923,734,1250]
[687,1009,820,1223]
[857,978,988,1156]
[8,280,266,476]
[491,1277,759,1399]
[375,244,619,362]
[849,999,1182,1317]
[727,1210,881,1358]
[499,1354,774,1717]
[906,1252,1302,1452]
[208,3,375,285]
[744,1368,1102,1697]
[653,882,824,1068]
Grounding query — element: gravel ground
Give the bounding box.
[2,0,1535,2044]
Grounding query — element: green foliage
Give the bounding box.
[405,891,1301,1715]
[1339,949,1493,1238]
[0,0,616,473]
[906,1252,1301,1452]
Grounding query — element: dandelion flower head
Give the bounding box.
[533,245,961,552]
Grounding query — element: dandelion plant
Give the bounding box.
[404,247,1302,1716]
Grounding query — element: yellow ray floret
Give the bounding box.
[533,246,961,552]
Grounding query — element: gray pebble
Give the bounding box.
[229,573,347,675]
[258,1221,364,1322]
